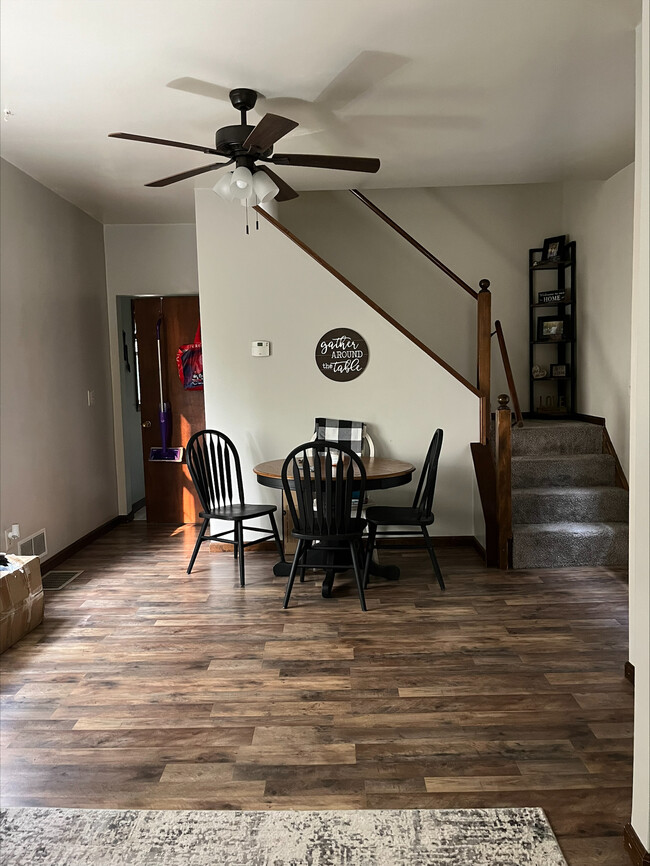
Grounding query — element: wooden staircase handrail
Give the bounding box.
[493,320,524,427]
[253,205,481,398]
[349,189,479,300]
[496,393,513,569]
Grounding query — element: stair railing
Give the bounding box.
[496,394,513,569]
[493,320,524,427]
[254,204,481,398]
[350,189,492,446]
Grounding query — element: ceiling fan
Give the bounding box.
[109,87,380,202]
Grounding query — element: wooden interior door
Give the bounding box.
[132,296,205,523]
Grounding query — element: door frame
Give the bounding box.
[110,293,201,518]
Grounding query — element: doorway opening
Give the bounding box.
[117,295,205,523]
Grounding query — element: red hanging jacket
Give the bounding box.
[176,324,203,390]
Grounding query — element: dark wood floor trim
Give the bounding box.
[624,824,650,865]
[131,497,146,514]
[375,535,477,549]
[625,661,635,685]
[471,536,487,560]
[40,515,124,574]
[573,412,606,426]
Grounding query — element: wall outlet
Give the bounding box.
[4,524,20,552]
[87,389,96,407]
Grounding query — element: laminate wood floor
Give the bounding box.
[0,523,633,866]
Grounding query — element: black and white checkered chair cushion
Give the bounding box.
[314,418,365,455]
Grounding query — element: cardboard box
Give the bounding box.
[0,555,44,653]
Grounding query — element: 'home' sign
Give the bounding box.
[315,329,369,382]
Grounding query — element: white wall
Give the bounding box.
[195,191,479,538]
[562,164,635,472]
[279,184,563,410]
[0,159,117,557]
[103,223,198,513]
[629,10,649,851]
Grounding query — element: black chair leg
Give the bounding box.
[422,526,445,590]
[236,521,245,587]
[363,523,377,588]
[299,540,312,582]
[187,518,209,574]
[283,539,304,608]
[269,511,285,563]
[350,540,367,612]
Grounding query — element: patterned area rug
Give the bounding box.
[1,806,567,865]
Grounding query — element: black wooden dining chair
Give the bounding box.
[281,441,368,611]
[186,429,284,584]
[362,429,446,591]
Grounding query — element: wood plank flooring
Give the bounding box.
[0,522,633,865]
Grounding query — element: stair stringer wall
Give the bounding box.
[195,190,479,539]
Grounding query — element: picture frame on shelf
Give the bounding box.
[537,315,570,342]
[550,363,570,378]
[541,235,566,262]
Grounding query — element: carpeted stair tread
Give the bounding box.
[512,486,629,524]
[512,421,603,456]
[512,453,615,488]
[512,521,628,569]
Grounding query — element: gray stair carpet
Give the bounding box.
[511,421,628,569]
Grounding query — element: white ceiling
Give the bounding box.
[0,0,640,224]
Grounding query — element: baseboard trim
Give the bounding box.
[472,537,487,560]
[375,535,477,549]
[572,412,606,426]
[625,661,635,685]
[40,515,124,574]
[624,823,650,865]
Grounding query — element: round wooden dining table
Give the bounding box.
[253,456,415,590]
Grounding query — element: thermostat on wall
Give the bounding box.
[252,340,270,357]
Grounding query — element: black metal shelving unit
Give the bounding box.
[528,240,576,418]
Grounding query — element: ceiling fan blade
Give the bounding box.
[145,161,233,188]
[166,77,232,102]
[314,51,409,111]
[243,113,299,153]
[257,166,299,202]
[109,132,219,155]
[269,153,380,173]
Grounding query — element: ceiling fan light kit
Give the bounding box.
[229,166,254,198]
[109,86,380,230]
[252,170,279,204]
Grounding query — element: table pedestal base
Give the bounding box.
[272,556,400,586]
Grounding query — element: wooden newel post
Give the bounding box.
[477,279,491,445]
[496,393,513,569]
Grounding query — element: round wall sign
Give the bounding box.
[315,328,369,381]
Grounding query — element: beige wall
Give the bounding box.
[0,159,117,557]
[279,184,563,409]
[195,191,479,539]
[630,11,649,850]
[103,223,199,513]
[562,164,635,473]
